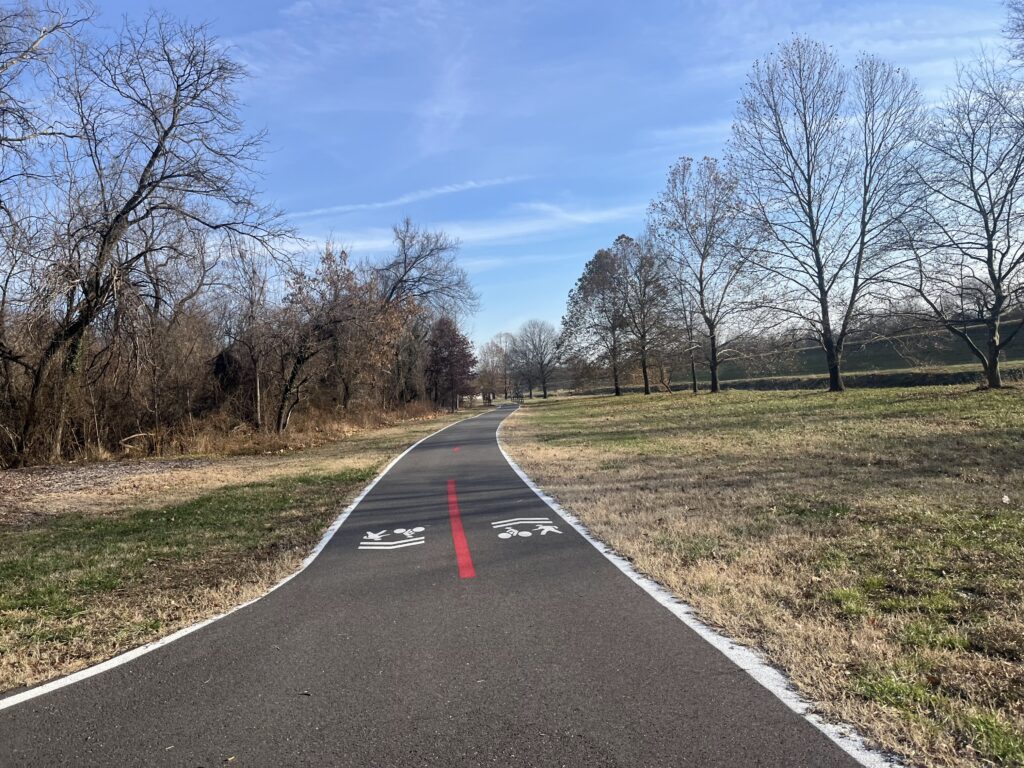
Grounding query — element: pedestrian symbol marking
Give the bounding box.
[491,518,562,539]
[359,527,426,550]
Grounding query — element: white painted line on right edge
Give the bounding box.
[494,406,901,768]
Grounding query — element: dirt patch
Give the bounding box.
[0,414,463,528]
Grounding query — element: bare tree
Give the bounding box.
[513,319,558,398]
[424,315,476,412]
[222,246,274,429]
[0,7,485,467]
[373,219,479,407]
[650,156,761,393]
[560,248,629,395]
[495,331,515,399]
[0,2,89,433]
[477,337,510,403]
[377,218,478,314]
[1007,0,1024,59]
[0,2,88,171]
[730,39,922,391]
[4,12,288,460]
[271,248,360,433]
[616,234,671,395]
[893,60,1024,388]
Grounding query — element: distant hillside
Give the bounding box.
[719,323,1024,382]
[560,323,1024,394]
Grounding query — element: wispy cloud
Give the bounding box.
[437,202,643,248]
[638,119,734,152]
[280,1,315,18]
[417,52,473,155]
[307,200,644,255]
[291,176,530,219]
[462,251,581,274]
[698,1,1005,93]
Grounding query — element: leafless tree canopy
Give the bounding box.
[650,156,764,392]
[729,39,922,391]
[1007,0,1024,59]
[892,60,1024,388]
[509,319,558,398]
[560,247,630,395]
[377,217,478,315]
[0,2,86,161]
[546,18,1024,395]
[0,5,479,466]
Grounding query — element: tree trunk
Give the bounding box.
[986,360,1003,388]
[49,396,68,464]
[690,353,698,394]
[640,347,651,395]
[340,377,351,410]
[612,360,621,396]
[276,358,304,433]
[822,331,845,392]
[985,332,1002,388]
[817,283,845,392]
[708,332,720,394]
[280,397,299,433]
[16,308,97,463]
[17,359,52,464]
[253,360,263,429]
[19,330,86,464]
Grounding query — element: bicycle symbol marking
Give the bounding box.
[498,526,532,539]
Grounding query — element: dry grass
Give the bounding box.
[0,411,461,526]
[503,388,1024,768]
[0,410,467,694]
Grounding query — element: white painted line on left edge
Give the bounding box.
[0,409,494,713]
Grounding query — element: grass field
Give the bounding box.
[0,411,466,695]
[504,388,1024,768]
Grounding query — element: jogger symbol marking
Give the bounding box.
[491,518,562,539]
[359,527,426,550]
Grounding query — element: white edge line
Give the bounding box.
[494,406,902,768]
[0,409,493,712]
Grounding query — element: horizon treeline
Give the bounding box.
[0,5,478,467]
[483,5,1024,397]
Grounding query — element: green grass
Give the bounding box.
[0,468,375,692]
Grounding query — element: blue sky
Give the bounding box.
[98,1,1006,345]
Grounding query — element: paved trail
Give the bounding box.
[0,405,867,767]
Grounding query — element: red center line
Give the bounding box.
[446,479,476,579]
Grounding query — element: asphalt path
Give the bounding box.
[0,404,866,767]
